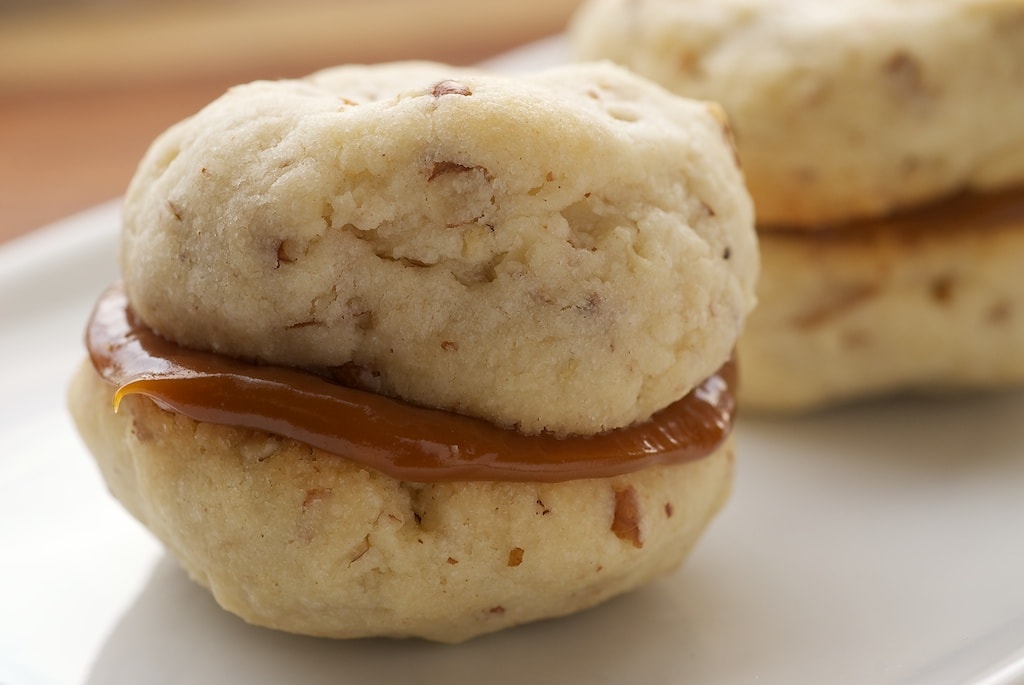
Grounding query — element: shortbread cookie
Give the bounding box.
[570,0,1024,227]
[738,191,1024,411]
[120,61,756,436]
[69,359,734,643]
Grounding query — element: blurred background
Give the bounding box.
[0,0,582,243]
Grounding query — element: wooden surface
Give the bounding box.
[0,0,580,244]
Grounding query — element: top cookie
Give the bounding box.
[570,0,1024,228]
[120,61,756,436]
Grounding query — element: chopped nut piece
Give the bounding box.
[884,51,928,99]
[987,300,1012,324]
[612,486,643,548]
[930,274,955,304]
[167,200,183,221]
[428,160,476,181]
[302,487,330,510]
[432,80,472,97]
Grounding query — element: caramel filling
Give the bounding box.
[86,285,736,483]
[763,187,1024,240]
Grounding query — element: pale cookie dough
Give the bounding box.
[121,61,756,436]
[738,197,1024,411]
[68,361,733,643]
[570,0,1024,228]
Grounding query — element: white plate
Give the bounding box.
[4,40,1024,685]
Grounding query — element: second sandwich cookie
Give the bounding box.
[572,0,1024,410]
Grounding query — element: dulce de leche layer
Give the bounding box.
[86,285,736,483]
[760,187,1024,239]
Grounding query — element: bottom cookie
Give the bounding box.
[68,361,733,643]
[739,189,1024,412]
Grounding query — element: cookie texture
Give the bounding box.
[69,361,733,643]
[570,0,1024,227]
[738,201,1024,411]
[120,61,756,436]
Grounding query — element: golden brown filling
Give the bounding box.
[86,285,736,483]
[761,187,1024,240]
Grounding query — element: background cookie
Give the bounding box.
[120,61,756,436]
[68,361,733,643]
[738,198,1024,411]
[570,0,1024,227]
